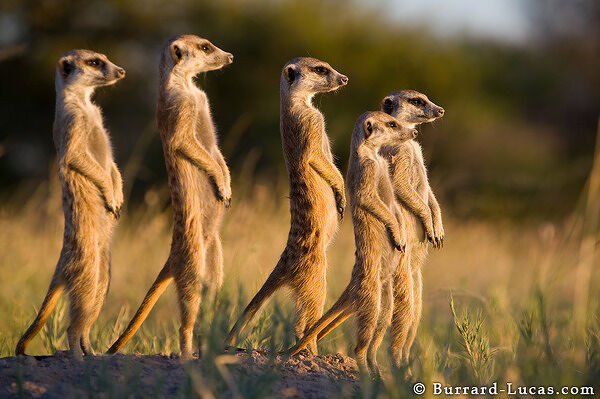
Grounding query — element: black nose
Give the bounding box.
[338,75,348,85]
[436,107,445,117]
[117,68,125,78]
[227,53,234,63]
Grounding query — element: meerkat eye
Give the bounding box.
[388,121,397,128]
[409,98,425,107]
[313,66,329,75]
[86,58,104,68]
[200,44,213,53]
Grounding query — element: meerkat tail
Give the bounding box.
[225,265,287,347]
[16,278,65,355]
[107,267,173,354]
[288,289,353,356]
[316,311,352,342]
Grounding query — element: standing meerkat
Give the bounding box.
[16,50,125,359]
[380,89,445,368]
[299,91,446,368]
[107,35,233,359]
[225,57,348,354]
[289,111,417,375]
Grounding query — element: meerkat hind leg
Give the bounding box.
[176,280,202,360]
[67,290,97,360]
[80,245,111,356]
[402,268,422,364]
[204,233,224,305]
[367,278,393,375]
[354,280,380,372]
[390,262,415,368]
[294,273,326,355]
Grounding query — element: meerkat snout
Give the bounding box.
[338,74,348,86]
[435,107,445,117]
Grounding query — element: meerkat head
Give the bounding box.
[56,49,125,91]
[354,111,417,152]
[281,57,348,97]
[162,34,233,78]
[381,90,444,127]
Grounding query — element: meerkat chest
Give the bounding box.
[408,142,427,192]
[83,108,112,169]
[88,125,112,169]
[191,97,217,149]
[375,158,394,205]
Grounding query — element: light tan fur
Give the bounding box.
[107,35,233,359]
[302,92,445,369]
[289,111,417,375]
[225,57,348,354]
[16,50,125,358]
[380,89,445,368]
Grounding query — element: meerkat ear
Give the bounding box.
[58,58,73,78]
[170,43,183,63]
[285,65,297,85]
[382,97,394,115]
[363,119,374,138]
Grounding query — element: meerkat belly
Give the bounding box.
[308,168,338,243]
[172,162,222,240]
[61,172,108,250]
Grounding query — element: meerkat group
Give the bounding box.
[15,34,445,376]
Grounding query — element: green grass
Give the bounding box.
[1,179,599,397]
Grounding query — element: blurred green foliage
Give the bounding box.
[0,0,598,219]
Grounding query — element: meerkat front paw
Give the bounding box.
[388,226,406,253]
[335,190,346,220]
[114,189,124,210]
[211,177,231,207]
[433,221,444,249]
[223,181,232,209]
[104,196,121,219]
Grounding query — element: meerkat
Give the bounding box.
[300,91,446,367]
[225,57,348,354]
[380,90,445,368]
[107,35,233,359]
[15,50,125,359]
[288,111,417,375]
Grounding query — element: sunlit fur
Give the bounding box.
[226,57,348,354]
[288,111,417,376]
[16,49,125,359]
[107,35,233,359]
[380,89,445,370]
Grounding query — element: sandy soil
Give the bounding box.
[0,350,359,398]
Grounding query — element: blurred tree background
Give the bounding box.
[0,0,598,220]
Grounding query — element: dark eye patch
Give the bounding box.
[86,58,104,68]
[387,121,397,128]
[409,98,426,107]
[312,66,329,75]
[199,43,213,53]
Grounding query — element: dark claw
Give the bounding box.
[224,197,231,208]
[337,206,344,220]
[114,206,121,220]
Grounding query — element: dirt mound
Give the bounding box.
[0,350,359,398]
